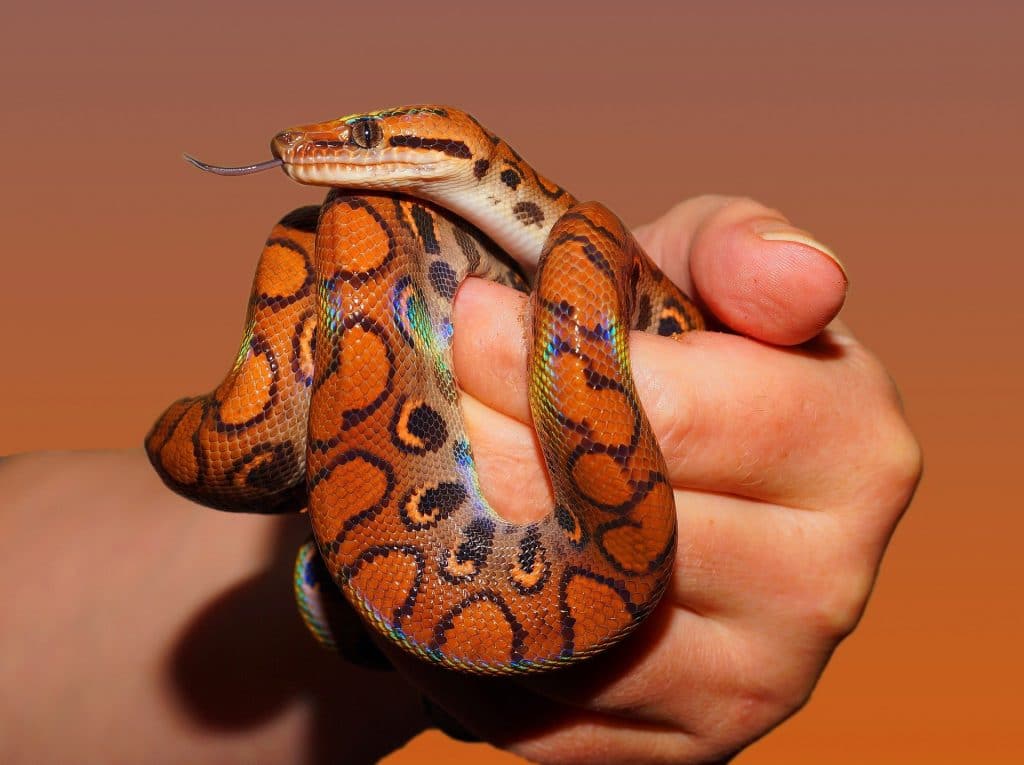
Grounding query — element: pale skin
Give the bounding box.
[0,196,921,764]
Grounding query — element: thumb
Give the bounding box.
[635,196,848,345]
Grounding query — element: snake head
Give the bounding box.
[270,105,496,191]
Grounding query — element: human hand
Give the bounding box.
[383,195,922,763]
[0,196,920,765]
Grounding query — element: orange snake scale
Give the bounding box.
[145,106,704,674]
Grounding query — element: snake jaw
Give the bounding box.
[272,136,453,189]
[278,159,445,189]
[273,148,446,188]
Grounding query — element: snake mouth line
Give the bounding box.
[183,154,437,181]
[282,160,439,176]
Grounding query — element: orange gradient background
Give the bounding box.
[2,2,1021,762]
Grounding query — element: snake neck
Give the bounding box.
[419,137,579,278]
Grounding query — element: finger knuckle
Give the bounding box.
[719,653,814,740]
[669,193,732,216]
[650,371,701,467]
[845,346,924,514]
[878,419,924,500]
[809,555,876,640]
[711,195,787,227]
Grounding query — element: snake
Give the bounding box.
[145,105,704,674]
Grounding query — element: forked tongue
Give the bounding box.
[183,154,283,176]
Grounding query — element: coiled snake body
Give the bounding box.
[146,106,704,674]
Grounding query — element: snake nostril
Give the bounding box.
[271,131,301,157]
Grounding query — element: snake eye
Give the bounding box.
[349,118,383,149]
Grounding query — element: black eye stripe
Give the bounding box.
[350,118,383,149]
[388,135,472,159]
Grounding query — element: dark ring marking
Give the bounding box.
[277,205,321,233]
[390,196,418,240]
[309,449,396,546]
[566,453,667,515]
[659,296,701,334]
[309,314,396,444]
[410,204,440,254]
[594,517,678,577]
[212,334,279,433]
[582,367,630,395]
[555,504,588,549]
[453,227,482,272]
[658,312,685,337]
[527,165,567,200]
[635,293,653,331]
[509,525,550,595]
[500,168,522,189]
[430,590,528,665]
[343,544,426,625]
[227,441,300,490]
[187,400,212,489]
[146,396,206,491]
[562,415,642,479]
[539,332,636,408]
[255,237,314,308]
[568,436,640,470]
[320,192,399,280]
[545,232,616,282]
[438,516,495,584]
[558,566,637,658]
[391,275,428,350]
[390,396,449,454]
[144,395,196,458]
[539,302,637,349]
[559,211,623,248]
[290,308,317,387]
[399,481,468,530]
[629,259,642,298]
[219,442,306,513]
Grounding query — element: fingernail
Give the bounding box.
[759,230,847,280]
